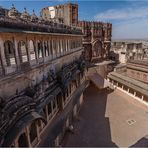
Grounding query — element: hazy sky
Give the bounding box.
[1,0,148,39]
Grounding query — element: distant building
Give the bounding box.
[78,21,112,62]
[108,59,148,105]
[111,41,146,63]
[41,3,78,26]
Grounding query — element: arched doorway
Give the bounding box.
[92,40,102,58]
[18,41,28,63]
[18,133,29,147]
[4,40,16,66]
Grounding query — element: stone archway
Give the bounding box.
[18,133,29,147]
[18,40,28,63]
[29,40,36,60]
[92,40,102,58]
[4,40,16,66]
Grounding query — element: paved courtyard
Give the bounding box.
[62,85,148,147]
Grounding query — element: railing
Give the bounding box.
[0,46,83,79]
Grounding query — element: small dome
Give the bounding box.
[31,9,38,22]
[21,7,30,20]
[8,4,19,19]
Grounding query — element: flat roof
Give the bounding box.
[127,65,148,73]
[0,27,83,36]
[108,72,148,96]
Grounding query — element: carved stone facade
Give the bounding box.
[111,41,147,63]
[0,5,88,147]
[78,21,112,62]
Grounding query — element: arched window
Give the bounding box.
[29,40,36,60]
[18,41,28,63]
[44,41,49,57]
[37,41,43,58]
[18,133,29,147]
[4,40,16,66]
[93,40,102,57]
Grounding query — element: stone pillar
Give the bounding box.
[111,80,113,85]
[13,38,20,68]
[51,101,54,115]
[66,39,68,52]
[128,88,130,93]
[26,126,32,148]
[68,40,70,51]
[35,40,39,62]
[52,40,56,59]
[0,39,6,74]
[48,40,51,59]
[141,95,144,100]
[134,91,136,96]
[36,122,40,142]
[57,40,60,57]
[122,85,124,89]
[42,40,45,59]
[26,39,31,63]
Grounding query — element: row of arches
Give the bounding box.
[1,38,82,68]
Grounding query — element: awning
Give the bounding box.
[2,112,46,147]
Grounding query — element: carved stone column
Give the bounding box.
[35,39,39,62]
[0,37,6,75]
[13,37,20,68]
[26,38,31,63]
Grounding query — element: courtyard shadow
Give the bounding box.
[130,135,148,147]
[62,83,117,147]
